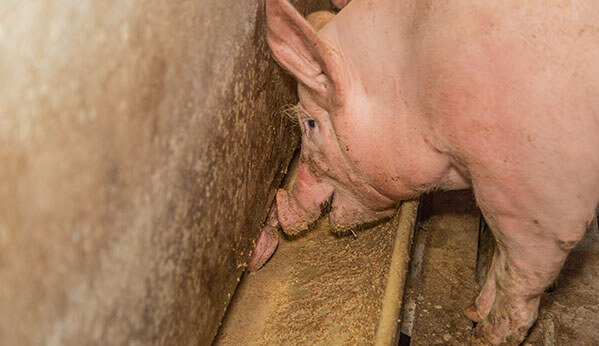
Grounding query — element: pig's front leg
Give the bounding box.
[247,203,280,271]
[467,189,591,344]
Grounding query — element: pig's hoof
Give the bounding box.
[247,227,279,271]
[463,303,483,323]
[470,304,536,346]
[471,320,529,346]
[469,333,491,346]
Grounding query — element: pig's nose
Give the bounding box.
[276,186,334,234]
[275,165,334,234]
[276,188,308,232]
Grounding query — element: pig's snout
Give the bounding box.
[276,165,334,234]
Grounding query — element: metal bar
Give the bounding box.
[374,200,419,346]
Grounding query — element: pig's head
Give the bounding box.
[266,0,418,235]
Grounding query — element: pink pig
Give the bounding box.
[249,0,599,343]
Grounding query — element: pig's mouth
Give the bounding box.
[328,211,393,236]
[327,200,396,236]
[276,188,333,236]
[277,186,396,237]
[274,151,398,237]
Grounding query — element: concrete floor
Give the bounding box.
[401,190,480,345]
[403,190,599,345]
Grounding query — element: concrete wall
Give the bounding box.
[0,0,330,344]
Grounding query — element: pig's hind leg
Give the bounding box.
[467,181,596,345]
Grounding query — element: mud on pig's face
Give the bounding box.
[267,0,397,234]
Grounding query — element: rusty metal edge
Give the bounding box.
[374,200,419,346]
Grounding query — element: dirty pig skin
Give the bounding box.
[248,0,599,344]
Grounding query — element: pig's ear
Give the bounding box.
[266,0,344,100]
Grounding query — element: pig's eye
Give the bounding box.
[300,113,317,137]
[303,119,317,133]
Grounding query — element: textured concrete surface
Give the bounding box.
[401,192,599,344]
[0,0,331,344]
[404,191,480,345]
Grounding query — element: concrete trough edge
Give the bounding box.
[374,200,419,345]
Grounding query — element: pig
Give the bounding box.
[247,8,337,272]
[249,0,599,344]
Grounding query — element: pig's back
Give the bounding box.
[416,0,599,214]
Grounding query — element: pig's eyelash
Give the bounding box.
[280,104,300,124]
